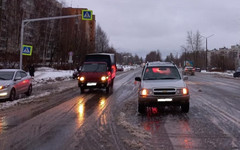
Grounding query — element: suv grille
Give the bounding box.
[153,88,176,95]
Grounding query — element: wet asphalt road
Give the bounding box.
[0,69,239,150]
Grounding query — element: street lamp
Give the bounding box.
[201,34,214,70]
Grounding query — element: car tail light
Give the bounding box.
[182,88,188,95]
[23,80,29,84]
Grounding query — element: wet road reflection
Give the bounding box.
[0,117,6,134]
[77,98,85,127]
[76,95,108,128]
[140,107,197,149]
[0,119,2,134]
[98,98,106,110]
[179,119,193,149]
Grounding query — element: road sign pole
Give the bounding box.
[20,21,24,70]
[19,14,82,69]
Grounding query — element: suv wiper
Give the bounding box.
[160,77,178,79]
[143,78,158,80]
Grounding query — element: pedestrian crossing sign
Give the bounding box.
[22,45,33,56]
[82,10,93,20]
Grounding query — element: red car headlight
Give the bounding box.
[78,76,85,81]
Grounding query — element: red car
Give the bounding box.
[78,53,116,94]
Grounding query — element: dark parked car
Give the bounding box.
[195,67,201,72]
[183,66,195,75]
[233,67,240,77]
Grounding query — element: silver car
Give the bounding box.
[0,69,32,101]
[135,62,190,113]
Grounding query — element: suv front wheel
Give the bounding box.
[181,102,189,113]
[138,103,145,114]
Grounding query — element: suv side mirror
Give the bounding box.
[183,76,188,81]
[135,77,141,82]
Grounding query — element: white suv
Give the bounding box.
[135,62,190,113]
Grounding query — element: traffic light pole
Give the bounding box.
[19,14,81,69]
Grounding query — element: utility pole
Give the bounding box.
[238,44,240,68]
[201,34,214,71]
[19,14,81,69]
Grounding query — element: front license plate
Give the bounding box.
[157,98,172,102]
[87,82,97,86]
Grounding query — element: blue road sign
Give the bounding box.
[82,10,93,20]
[22,45,33,56]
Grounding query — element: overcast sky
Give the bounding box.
[61,0,240,58]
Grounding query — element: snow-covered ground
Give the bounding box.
[201,70,234,77]
[33,67,74,87]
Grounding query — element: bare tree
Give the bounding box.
[95,24,109,52]
[145,50,162,62]
[165,53,175,62]
[182,30,203,67]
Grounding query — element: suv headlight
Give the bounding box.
[140,88,153,96]
[176,88,189,95]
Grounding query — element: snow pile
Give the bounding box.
[123,65,138,72]
[0,92,51,110]
[33,67,74,86]
[118,112,151,139]
[117,112,151,149]
[201,71,233,77]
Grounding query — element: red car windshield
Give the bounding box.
[81,63,107,72]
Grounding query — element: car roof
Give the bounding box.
[146,61,175,67]
[0,69,24,72]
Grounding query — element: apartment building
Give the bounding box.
[61,7,96,64]
[208,44,240,69]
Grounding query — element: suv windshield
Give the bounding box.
[143,66,181,80]
[81,63,107,72]
[0,71,14,80]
